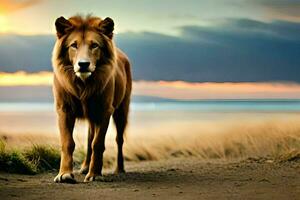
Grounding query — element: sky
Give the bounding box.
[0,0,300,35]
[0,0,300,99]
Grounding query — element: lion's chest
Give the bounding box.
[71,95,113,123]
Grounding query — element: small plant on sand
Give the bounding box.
[0,140,61,174]
[24,145,60,172]
[0,140,37,174]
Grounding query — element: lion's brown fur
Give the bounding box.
[52,15,131,182]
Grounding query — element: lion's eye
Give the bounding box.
[91,43,99,49]
[70,42,77,49]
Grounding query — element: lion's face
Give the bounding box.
[67,31,102,80]
[53,16,115,81]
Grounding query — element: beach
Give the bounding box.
[0,100,299,199]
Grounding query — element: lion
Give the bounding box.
[52,15,132,183]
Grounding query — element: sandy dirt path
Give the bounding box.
[0,158,299,200]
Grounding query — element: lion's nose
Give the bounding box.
[78,61,90,72]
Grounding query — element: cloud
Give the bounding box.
[0,0,43,14]
[133,81,300,99]
[117,19,300,82]
[254,0,300,22]
[0,18,300,82]
[0,34,55,71]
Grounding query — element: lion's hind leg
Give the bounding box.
[113,97,130,174]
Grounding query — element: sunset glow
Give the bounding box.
[0,15,9,32]
[133,81,300,99]
[1,71,300,99]
[0,71,52,86]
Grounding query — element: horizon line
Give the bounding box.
[1,71,300,100]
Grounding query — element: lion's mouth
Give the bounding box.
[75,71,92,80]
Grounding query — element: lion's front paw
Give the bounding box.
[84,173,97,182]
[54,173,76,184]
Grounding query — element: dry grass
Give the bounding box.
[0,141,60,174]
[0,119,299,174]
[121,120,300,161]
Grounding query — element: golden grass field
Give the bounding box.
[1,112,299,170]
[0,111,299,200]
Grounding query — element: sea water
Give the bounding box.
[1,100,300,143]
[1,100,300,112]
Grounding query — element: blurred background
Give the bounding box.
[0,0,300,161]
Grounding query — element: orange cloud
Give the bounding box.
[133,81,300,99]
[262,3,300,22]
[1,71,300,99]
[0,0,42,14]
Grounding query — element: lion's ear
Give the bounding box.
[98,17,114,39]
[55,16,73,38]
